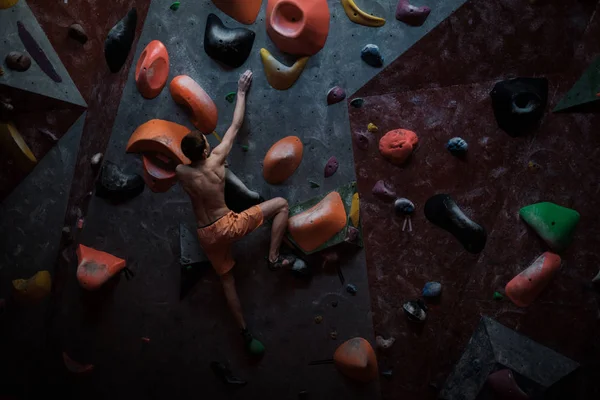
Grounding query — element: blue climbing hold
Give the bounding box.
[422,281,442,297]
[394,198,415,216]
[361,44,383,68]
[446,137,468,156]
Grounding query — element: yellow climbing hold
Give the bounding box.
[349,192,360,227]
[260,48,309,91]
[0,0,20,9]
[367,123,378,133]
[12,270,52,304]
[341,0,386,27]
[0,122,37,171]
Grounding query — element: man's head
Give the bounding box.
[181,130,210,162]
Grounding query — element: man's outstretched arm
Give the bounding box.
[211,70,252,164]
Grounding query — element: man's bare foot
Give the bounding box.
[268,254,296,271]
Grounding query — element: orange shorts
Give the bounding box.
[197,206,264,276]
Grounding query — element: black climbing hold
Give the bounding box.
[105,8,138,73]
[210,362,247,386]
[403,299,427,322]
[224,169,263,213]
[394,198,415,216]
[68,24,88,44]
[490,77,548,137]
[291,259,311,278]
[204,13,255,69]
[424,194,487,253]
[346,283,358,295]
[17,22,62,82]
[95,161,145,203]
[350,98,365,108]
[381,369,393,379]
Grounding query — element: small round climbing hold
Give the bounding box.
[403,300,427,322]
[361,44,383,67]
[353,131,369,150]
[327,86,346,105]
[68,24,88,44]
[225,92,236,103]
[5,51,31,72]
[346,283,358,295]
[90,152,103,166]
[394,198,415,216]
[330,330,338,340]
[324,156,339,177]
[367,123,378,133]
[314,315,323,324]
[291,259,310,278]
[379,129,419,165]
[422,281,442,297]
[375,335,395,350]
[446,137,468,156]
[350,98,365,108]
[170,1,181,10]
[493,291,504,300]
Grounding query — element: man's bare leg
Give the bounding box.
[258,197,292,265]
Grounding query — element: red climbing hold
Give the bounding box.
[63,352,94,374]
[505,252,561,307]
[76,244,127,291]
[379,129,418,165]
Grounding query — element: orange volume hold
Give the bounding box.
[142,153,178,193]
[170,75,218,134]
[333,337,378,383]
[211,0,263,25]
[505,252,561,307]
[263,136,304,184]
[76,244,126,290]
[135,40,170,99]
[126,119,192,165]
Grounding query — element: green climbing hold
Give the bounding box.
[247,337,265,355]
[519,202,580,252]
[241,144,249,152]
[309,180,320,188]
[553,56,600,112]
[225,92,236,103]
[170,1,181,10]
[493,291,503,300]
[350,98,365,108]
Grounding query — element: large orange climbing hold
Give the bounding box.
[170,75,218,134]
[379,128,419,165]
[288,191,347,252]
[142,153,178,193]
[12,270,51,304]
[266,0,330,56]
[263,136,303,184]
[506,252,561,307]
[126,119,191,165]
[76,244,127,291]
[333,337,378,383]
[135,40,170,99]
[211,0,263,25]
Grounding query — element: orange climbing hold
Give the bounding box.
[135,40,170,99]
[263,136,304,184]
[126,119,191,165]
[142,154,178,193]
[333,337,378,383]
[76,244,127,290]
[505,252,561,307]
[379,128,419,165]
[211,0,263,25]
[170,75,218,134]
[266,0,330,56]
[288,191,347,252]
[63,352,94,374]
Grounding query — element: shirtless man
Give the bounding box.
[176,70,295,356]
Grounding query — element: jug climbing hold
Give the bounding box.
[95,161,145,203]
[353,130,369,150]
[288,191,347,252]
[0,122,37,172]
[446,137,468,156]
[127,120,190,164]
[68,24,88,44]
[490,77,548,137]
[135,40,169,99]
[403,299,427,322]
[5,51,31,71]
[327,86,346,105]
[372,180,396,202]
[379,128,418,165]
[367,123,378,133]
[105,8,137,73]
[18,21,62,82]
[349,192,360,227]
[505,252,561,307]
[424,194,487,253]
[210,361,247,386]
[486,369,529,400]
[324,156,339,177]
[211,0,262,25]
[12,270,51,304]
[350,98,364,108]
[263,136,304,184]
[395,0,431,26]
[333,337,378,383]
[170,76,218,134]
[63,352,94,374]
[260,48,309,90]
[361,44,383,67]
[422,281,442,297]
[142,154,177,193]
[76,244,127,290]
[266,0,330,56]
[375,335,395,350]
[341,0,385,27]
[204,13,255,69]
[0,0,19,9]
[519,202,580,252]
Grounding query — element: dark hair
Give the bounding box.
[181,131,208,161]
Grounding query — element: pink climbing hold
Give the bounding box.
[505,252,561,307]
[324,156,339,177]
[372,180,396,202]
[486,369,529,400]
[353,131,369,150]
[396,0,431,26]
[327,86,346,105]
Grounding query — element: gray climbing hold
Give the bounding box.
[403,300,427,322]
[291,259,310,278]
[375,335,395,350]
[446,137,468,156]
[422,281,442,297]
[361,44,383,67]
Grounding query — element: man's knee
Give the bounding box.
[274,197,289,213]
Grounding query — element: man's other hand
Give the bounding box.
[238,70,253,94]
